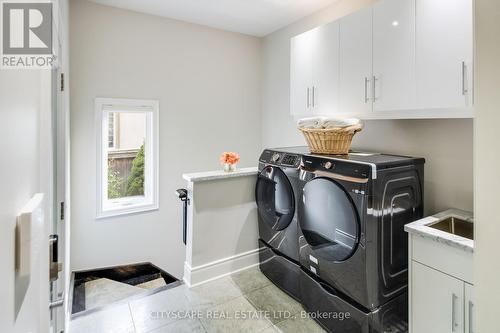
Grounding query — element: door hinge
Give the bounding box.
[60,201,65,220]
[60,73,65,92]
[49,298,64,309]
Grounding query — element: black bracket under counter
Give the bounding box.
[176,189,189,245]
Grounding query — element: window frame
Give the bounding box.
[95,98,159,219]
[108,111,117,149]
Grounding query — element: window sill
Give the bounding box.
[96,202,159,219]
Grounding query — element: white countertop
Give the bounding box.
[405,209,474,253]
[182,167,258,183]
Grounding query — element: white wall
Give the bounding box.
[70,0,262,278]
[184,174,259,286]
[261,0,473,215]
[474,1,500,332]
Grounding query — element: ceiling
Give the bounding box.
[89,0,339,37]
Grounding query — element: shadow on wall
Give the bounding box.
[236,209,260,256]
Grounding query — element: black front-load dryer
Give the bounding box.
[255,148,302,301]
[296,149,424,332]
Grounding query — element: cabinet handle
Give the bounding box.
[372,76,378,102]
[462,61,468,95]
[451,293,458,332]
[307,87,310,108]
[468,300,474,333]
[364,77,370,103]
[312,86,316,108]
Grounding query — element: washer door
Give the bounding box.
[299,177,360,262]
[255,166,295,231]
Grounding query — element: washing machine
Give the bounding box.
[297,150,424,332]
[255,148,302,301]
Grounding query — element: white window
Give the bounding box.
[96,98,159,218]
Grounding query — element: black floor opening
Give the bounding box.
[71,262,178,315]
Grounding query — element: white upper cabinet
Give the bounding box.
[339,6,373,115]
[373,0,416,112]
[290,30,314,116]
[312,21,340,115]
[289,0,473,119]
[416,0,473,109]
[290,23,340,116]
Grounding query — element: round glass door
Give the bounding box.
[255,166,295,231]
[299,178,360,262]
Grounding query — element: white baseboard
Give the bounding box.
[183,248,262,288]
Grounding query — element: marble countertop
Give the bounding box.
[405,209,474,253]
[182,167,258,183]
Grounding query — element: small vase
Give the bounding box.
[223,163,236,172]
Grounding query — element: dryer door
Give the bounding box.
[255,166,295,232]
[299,177,360,262]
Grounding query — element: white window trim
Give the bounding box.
[95,98,159,219]
[108,112,117,150]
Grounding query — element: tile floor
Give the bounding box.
[70,267,326,333]
[84,278,145,309]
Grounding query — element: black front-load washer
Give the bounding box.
[255,148,302,301]
[296,148,424,332]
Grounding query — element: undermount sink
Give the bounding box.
[428,216,474,240]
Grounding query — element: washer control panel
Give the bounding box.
[259,150,300,167]
[271,153,281,163]
[281,154,299,167]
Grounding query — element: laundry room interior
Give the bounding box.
[1,0,499,333]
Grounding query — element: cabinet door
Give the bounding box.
[465,283,475,333]
[339,6,373,115]
[373,0,416,111]
[416,0,473,109]
[290,30,314,115]
[412,261,464,333]
[312,21,340,115]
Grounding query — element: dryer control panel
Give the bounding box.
[301,155,372,179]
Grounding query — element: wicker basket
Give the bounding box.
[299,124,363,155]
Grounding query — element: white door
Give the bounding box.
[339,6,373,115]
[290,30,314,115]
[312,21,340,115]
[373,0,416,111]
[412,261,464,333]
[416,0,473,109]
[465,283,475,333]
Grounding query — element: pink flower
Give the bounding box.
[220,152,240,165]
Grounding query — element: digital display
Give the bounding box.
[281,154,298,166]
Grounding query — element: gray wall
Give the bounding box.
[474,0,500,330]
[261,0,473,215]
[70,0,262,277]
